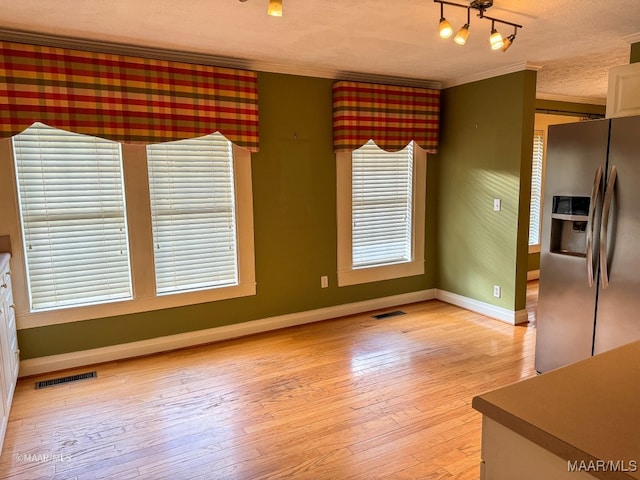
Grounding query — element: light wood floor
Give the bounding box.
[0,283,538,479]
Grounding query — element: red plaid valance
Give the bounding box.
[332,81,439,153]
[0,41,259,151]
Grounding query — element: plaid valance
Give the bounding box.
[0,41,259,151]
[332,81,439,153]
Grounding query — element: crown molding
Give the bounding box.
[623,32,640,44]
[245,59,441,89]
[0,27,254,69]
[536,92,606,106]
[441,61,543,89]
[0,27,441,90]
[331,70,441,89]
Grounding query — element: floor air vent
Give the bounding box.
[372,310,406,320]
[35,371,97,390]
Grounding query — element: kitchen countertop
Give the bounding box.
[472,341,640,480]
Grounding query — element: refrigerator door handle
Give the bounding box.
[586,166,603,287]
[600,165,618,289]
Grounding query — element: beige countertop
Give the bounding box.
[473,340,640,480]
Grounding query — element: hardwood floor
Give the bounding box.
[0,285,538,479]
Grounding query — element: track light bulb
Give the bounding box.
[439,18,453,38]
[268,0,282,17]
[489,28,503,50]
[501,34,515,52]
[454,24,470,45]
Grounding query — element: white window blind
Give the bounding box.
[12,122,132,311]
[146,133,238,294]
[352,140,414,268]
[529,131,544,246]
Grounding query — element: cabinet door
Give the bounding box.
[0,306,9,414]
[2,273,18,385]
[0,261,15,453]
[0,361,6,453]
[6,306,18,384]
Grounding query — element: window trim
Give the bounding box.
[336,143,426,287]
[4,140,256,329]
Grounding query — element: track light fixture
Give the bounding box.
[489,20,503,50]
[453,7,470,45]
[239,0,283,17]
[433,0,522,52]
[438,3,453,38]
[501,25,518,52]
[267,0,282,16]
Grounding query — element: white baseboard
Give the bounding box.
[20,287,530,377]
[19,289,437,377]
[527,270,540,281]
[436,290,528,326]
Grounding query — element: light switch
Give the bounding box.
[493,198,501,212]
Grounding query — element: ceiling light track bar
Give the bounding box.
[478,14,522,30]
[435,0,470,9]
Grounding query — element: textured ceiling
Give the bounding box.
[1,0,639,103]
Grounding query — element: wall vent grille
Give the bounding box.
[372,310,406,320]
[35,371,97,390]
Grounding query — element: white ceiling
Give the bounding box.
[1,0,639,103]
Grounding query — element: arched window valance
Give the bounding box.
[0,41,259,152]
[332,80,439,154]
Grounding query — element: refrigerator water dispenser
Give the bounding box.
[549,196,590,257]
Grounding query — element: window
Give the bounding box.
[337,140,426,286]
[352,141,414,267]
[6,126,256,327]
[12,123,132,311]
[146,133,239,295]
[529,130,544,250]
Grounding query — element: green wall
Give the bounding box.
[631,42,640,63]
[17,70,540,359]
[437,70,536,311]
[17,72,437,359]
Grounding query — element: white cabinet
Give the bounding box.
[473,341,640,480]
[0,253,19,452]
[606,62,640,118]
[478,417,596,480]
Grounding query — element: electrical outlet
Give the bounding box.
[321,276,329,288]
[493,285,501,298]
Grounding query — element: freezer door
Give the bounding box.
[535,119,610,373]
[594,115,640,355]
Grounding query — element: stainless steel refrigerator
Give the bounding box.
[535,115,640,373]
